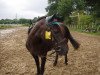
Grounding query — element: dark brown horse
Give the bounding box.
[26,15,80,75]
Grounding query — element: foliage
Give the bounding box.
[46,0,60,15]
[0,25,13,29]
[85,0,100,17]
[0,18,36,25]
[46,0,85,16]
[79,15,93,27]
[22,23,30,27]
[73,0,85,11]
[46,3,58,15]
[46,0,100,33]
[57,0,73,18]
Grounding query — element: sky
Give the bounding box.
[0,0,48,19]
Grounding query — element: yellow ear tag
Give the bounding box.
[45,31,51,39]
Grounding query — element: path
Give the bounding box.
[0,27,100,75]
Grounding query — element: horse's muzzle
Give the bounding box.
[56,46,68,55]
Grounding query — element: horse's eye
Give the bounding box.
[54,31,59,34]
[53,29,59,33]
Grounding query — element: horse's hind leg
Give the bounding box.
[32,54,41,75]
[53,53,58,66]
[40,55,47,75]
[65,53,68,65]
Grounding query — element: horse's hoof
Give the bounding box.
[53,63,57,66]
[36,73,43,75]
[35,73,42,75]
[65,62,68,65]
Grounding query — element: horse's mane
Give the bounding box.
[37,16,47,22]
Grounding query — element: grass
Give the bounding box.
[21,23,31,27]
[69,28,100,36]
[0,24,23,29]
[0,25,13,29]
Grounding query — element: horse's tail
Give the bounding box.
[68,33,80,49]
[63,25,80,49]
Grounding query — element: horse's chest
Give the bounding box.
[33,43,52,56]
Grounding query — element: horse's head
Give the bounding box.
[36,18,68,55]
[50,24,68,55]
[34,22,68,55]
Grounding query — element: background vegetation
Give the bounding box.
[0,18,36,29]
[0,0,100,35]
[46,0,100,34]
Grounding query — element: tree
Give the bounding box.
[85,0,100,17]
[46,0,85,18]
[46,0,61,15]
[73,0,85,11]
[57,0,73,18]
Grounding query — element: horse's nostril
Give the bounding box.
[56,49,61,52]
[56,47,67,55]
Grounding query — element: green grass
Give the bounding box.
[0,24,22,29]
[69,28,100,36]
[0,25,13,29]
[21,23,31,27]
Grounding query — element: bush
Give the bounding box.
[79,15,93,29]
[0,25,12,29]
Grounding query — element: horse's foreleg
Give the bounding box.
[65,53,68,65]
[53,53,58,66]
[32,54,41,75]
[40,55,47,75]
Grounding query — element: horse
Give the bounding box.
[26,15,80,75]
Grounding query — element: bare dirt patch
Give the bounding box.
[0,27,100,75]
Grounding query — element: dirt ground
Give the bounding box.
[0,27,100,75]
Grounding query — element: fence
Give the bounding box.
[67,24,100,33]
